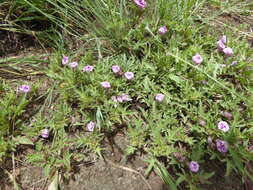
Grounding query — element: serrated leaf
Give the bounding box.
[14,136,34,145]
[169,74,183,84]
[144,157,155,176]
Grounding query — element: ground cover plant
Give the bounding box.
[0,0,253,189]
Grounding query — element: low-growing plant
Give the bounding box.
[0,84,32,160]
[1,0,253,189]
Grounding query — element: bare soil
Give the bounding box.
[0,30,36,57]
[5,134,167,190]
[1,134,249,190]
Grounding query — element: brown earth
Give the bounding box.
[1,134,249,190]
[0,29,36,57]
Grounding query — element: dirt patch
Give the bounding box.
[200,160,245,190]
[66,159,166,190]
[5,134,247,190]
[15,135,166,190]
[14,158,166,190]
[201,2,253,44]
[0,29,36,57]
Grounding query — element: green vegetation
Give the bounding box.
[0,0,253,189]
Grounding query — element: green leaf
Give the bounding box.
[154,161,179,190]
[145,157,155,176]
[169,74,183,84]
[176,174,186,186]
[225,160,233,177]
[14,136,34,145]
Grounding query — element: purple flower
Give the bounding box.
[199,119,206,127]
[62,56,69,65]
[220,35,227,44]
[217,121,230,132]
[189,161,199,173]
[221,111,233,120]
[112,94,132,103]
[217,40,226,51]
[223,47,233,56]
[41,129,49,139]
[216,139,228,153]
[158,26,168,35]
[69,62,78,68]
[87,121,95,132]
[192,53,203,64]
[101,81,111,88]
[19,85,30,93]
[112,65,121,74]
[116,95,124,103]
[117,94,132,102]
[133,0,147,9]
[121,94,132,101]
[124,72,134,80]
[231,61,237,66]
[83,65,94,72]
[155,93,165,102]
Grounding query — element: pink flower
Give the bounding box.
[87,121,95,132]
[101,81,111,88]
[221,111,233,120]
[158,26,168,35]
[69,62,78,68]
[155,93,165,102]
[189,161,199,173]
[216,139,228,153]
[41,129,49,139]
[117,94,132,102]
[192,53,203,64]
[19,85,30,93]
[83,65,94,72]
[217,121,230,132]
[124,72,134,80]
[220,35,227,44]
[116,95,124,102]
[133,0,147,9]
[217,40,226,51]
[112,94,132,103]
[223,47,233,56]
[231,61,237,66]
[62,56,69,65]
[121,94,132,101]
[112,65,121,74]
